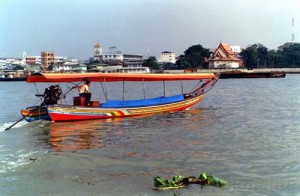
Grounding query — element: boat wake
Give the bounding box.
[0,121,29,133]
[0,146,40,174]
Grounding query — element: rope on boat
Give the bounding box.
[188,73,220,96]
[191,79,203,92]
[180,79,184,94]
[34,82,43,103]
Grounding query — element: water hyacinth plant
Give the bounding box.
[154,172,227,190]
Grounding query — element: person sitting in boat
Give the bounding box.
[79,80,91,105]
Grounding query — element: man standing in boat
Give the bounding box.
[79,79,91,105]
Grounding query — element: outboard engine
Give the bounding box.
[42,85,63,105]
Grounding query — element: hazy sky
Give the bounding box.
[0,0,299,60]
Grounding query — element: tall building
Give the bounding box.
[94,41,103,62]
[41,51,55,68]
[160,51,176,64]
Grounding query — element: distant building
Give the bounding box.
[26,56,41,65]
[91,42,145,69]
[230,46,241,54]
[53,64,87,72]
[0,58,24,69]
[123,54,144,67]
[160,51,176,64]
[103,50,144,67]
[54,56,67,65]
[41,51,55,68]
[94,41,103,62]
[208,43,242,69]
[25,56,77,66]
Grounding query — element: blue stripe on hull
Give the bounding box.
[24,115,51,122]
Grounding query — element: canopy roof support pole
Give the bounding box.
[100,81,107,102]
[123,80,125,101]
[163,80,166,97]
[143,78,146,99]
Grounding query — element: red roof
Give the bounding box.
[27,73,216,83]
[208,43,242,62]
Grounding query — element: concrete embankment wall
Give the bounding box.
[164,68,300,74]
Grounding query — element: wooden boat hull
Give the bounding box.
[21,106,50,122]
[48,95,204,122]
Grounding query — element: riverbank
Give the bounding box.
[165,68,300,74]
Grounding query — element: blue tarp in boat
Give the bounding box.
[101,94,184,108]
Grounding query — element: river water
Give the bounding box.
[0,75,299,195]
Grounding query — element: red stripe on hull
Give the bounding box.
[49,113,114,121]
[49,104,193,122]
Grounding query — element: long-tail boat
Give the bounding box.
[21,72,218,122]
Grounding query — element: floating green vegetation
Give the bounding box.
[154,172,227,190]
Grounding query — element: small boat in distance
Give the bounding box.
[0,71,27,81]
[21,72,219,122]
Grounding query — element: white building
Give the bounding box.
[0,58,24,68]
[63,59,79,65]
[102,52,144,67]
[103,51,123,61]
[53,64,87,72]
[92,42,145,67]
[0,59,7,69]
[25,56,41,65]
[160,51,176,64]
[230,46,241,53]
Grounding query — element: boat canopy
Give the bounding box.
[27,73,216,83]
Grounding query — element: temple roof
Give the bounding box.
[208,43,242,62]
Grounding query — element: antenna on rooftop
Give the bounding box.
[292,17,295,42]
[147,43,150,58]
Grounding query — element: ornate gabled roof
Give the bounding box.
[208,43,241,62]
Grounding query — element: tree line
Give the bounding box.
[143,42,300,70]
[241,43,300,69]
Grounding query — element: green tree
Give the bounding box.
[184,45,211,68]
[179,60,190,69]
[13,65,23,71]
[267,50,278,68]
[47,64,54,71]
[277,43,300,67]
[176,45,211,69]
[240,44,268,69]
[175,55,190,69]
[143,56,159,70]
